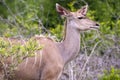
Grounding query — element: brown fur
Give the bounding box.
[0,36,63,80]
[14,36,63,80]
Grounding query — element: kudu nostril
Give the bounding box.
[96,23,100,26]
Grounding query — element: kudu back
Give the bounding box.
[0,3,99,80]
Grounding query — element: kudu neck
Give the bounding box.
[57,19,80,65]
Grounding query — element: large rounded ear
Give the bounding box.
[56,3,70,16]
[77,5,88,16]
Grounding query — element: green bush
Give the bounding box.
[99,67,120,80]
[0,37,43,79]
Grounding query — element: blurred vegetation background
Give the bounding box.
[0,0,120,80]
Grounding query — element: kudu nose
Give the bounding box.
[95,23,100,26]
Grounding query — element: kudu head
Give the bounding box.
[56,3,99,31]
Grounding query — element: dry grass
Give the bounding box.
[60,46,120,80]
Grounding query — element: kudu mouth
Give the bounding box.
[90,23,100,30]
[90,26,99,29]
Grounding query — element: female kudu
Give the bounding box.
[0,3,99,80]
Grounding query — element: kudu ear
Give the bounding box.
[77,5,88,16]
[56,3,70,16]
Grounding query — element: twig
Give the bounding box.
[0,60,9,79]
[2,0,25,38]
[79,40,102,80]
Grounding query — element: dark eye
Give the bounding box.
[78,17,83,19]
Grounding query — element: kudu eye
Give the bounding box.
[78,17,83,19]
